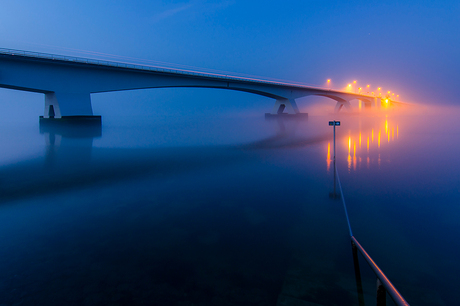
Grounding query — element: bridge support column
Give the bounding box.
[334,101,352,113]
[375,97,381,109]
[41,92,100,125]
[44,92,94,118]
[44,93,61,118]
[271,98,299,115]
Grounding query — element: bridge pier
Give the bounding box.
[374,97,381,109]
[334,101,352,112]
[265,98,308,119]
[41,92,101,124]
[44,92,94,118]
[271,98,299,115]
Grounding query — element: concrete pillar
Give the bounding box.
[44,92,93,118]
[375,97,381,109]
[44,93,61,118]
[270,98,299,115]
[334,101,352,113]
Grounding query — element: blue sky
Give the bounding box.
[1,0,459,119]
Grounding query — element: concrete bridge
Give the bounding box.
[0,48,388,120]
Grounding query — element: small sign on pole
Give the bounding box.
[329,121,340,126]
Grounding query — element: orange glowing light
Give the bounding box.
[353,142,357,171]
[367,85,370,88]
[367,136,369,152]
[327,142,331,171]
[353,80,357,84]
[348,84,352,87]
[378,87,381,91]
[359,133,362,148]
[378,130,381,148]
[387,91,390,94]
[397,125,399,138]
[348,136,352,171]
[327,79,331,83]
[385,99,389,103]
[371,129,374,142]
[385,120,388,134]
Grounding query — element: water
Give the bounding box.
[0,106,459,305]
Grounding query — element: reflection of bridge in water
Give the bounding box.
[0,119,330,203]
[0,48,402,122]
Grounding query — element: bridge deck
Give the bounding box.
[0,47,372,98]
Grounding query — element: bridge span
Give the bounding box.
[0,48,386,120]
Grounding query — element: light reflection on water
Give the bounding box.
[0,108,459,305]
[328,117,401,173]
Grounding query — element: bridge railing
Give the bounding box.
[0,47,319,89]
[335,164,410,306]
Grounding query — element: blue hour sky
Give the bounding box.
[1,0,459,119]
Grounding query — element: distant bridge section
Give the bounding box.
[0,48,388,119]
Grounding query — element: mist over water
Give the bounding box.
[0,102,459,305]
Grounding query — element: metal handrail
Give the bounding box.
[334,165,410,306]
[351,236,409,306]
[0,47,383,100]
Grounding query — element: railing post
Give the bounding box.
[377,278,386,306]
[351,242,365,306]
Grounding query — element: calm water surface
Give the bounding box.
[0,107,458,305]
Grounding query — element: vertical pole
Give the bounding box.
[333,123,336,162]
[377,278,386,306]
[352,242,365,306]
[333,123,336,196]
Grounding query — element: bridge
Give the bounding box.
[0,48,391,120]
